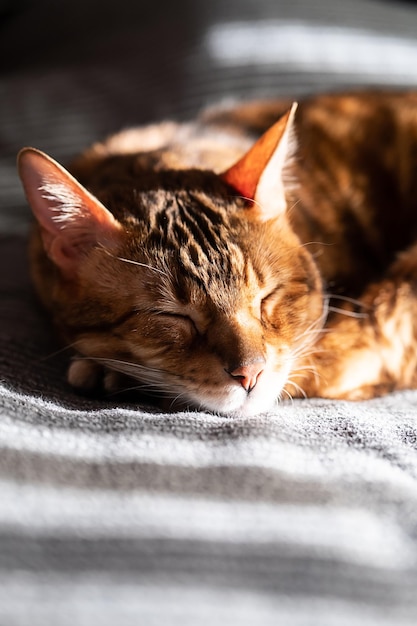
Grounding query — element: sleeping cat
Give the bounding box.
[18,91,417,416]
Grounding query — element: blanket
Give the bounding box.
[1,0,417,624]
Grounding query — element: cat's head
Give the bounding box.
[18,104,323,416]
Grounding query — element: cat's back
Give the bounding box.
[292,91,417,290]
[72,89,417,204]
[69,119,254,191]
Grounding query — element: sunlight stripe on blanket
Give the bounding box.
[0,574,414,626]
[0,480,414,569]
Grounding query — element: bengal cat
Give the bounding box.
[17,91,417,416]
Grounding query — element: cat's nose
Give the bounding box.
[228,361,265,393]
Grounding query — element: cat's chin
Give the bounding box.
[146,390,277,418]
[178,369,288,418]
[189,391,277,418]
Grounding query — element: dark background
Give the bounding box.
[2,0,417,235]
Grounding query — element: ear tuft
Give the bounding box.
[17,147,122,277]
[221,102,298,221]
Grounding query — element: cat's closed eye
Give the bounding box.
[261,286,282,320]
[154,310,198,338]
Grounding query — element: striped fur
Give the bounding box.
[21,91,417,414]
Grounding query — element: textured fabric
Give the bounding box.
[1,1,417,624]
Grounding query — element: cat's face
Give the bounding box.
[19,103,324,416]
[59,183,323,416]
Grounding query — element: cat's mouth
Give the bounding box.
[166,365,289,417]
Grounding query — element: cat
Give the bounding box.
[17,91,417,416]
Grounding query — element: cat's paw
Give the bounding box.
[103,370,127,393]
[67,357,130,395]
[67,358,102,391]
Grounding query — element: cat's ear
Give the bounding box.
[17,147,122,278]
[221,103,297,221]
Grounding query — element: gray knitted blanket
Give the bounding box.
[1,0,417,624]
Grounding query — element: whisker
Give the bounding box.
[77,356,171,389]
[235,195,258,206]
[115,256,168,276]
[299,240,334,249]
[83,356,164,375]
[234,194,304,220]
[289,347,331,361]
[97,243,168,277]
[293,327,332,345]
[169,390,193,410]
[290,368,321,380]
[107,383,175,399]
[288,298,330,362]
[327,293,368,308]
[328,305,368,319]
[286,379,308,399]
[40,341,81,361]
[280,387,294,404]
[285,198,302,219]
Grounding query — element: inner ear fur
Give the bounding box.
[221,102,298,221]
[17,147,122,277]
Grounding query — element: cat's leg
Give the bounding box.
[297,268,417,400]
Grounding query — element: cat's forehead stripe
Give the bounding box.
[149,194,246,283]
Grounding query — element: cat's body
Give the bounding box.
[19,91,417,415]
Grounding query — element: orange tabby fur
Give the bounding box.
[18,91,417,415]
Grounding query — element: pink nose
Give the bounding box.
[228,362,265,392]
